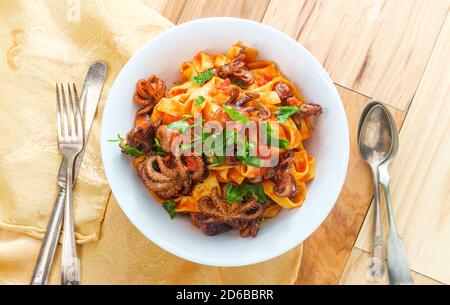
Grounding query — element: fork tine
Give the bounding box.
[72,83,83,141]
[56,84,62,142]
[60,84,69,138]
[66,83,76,138]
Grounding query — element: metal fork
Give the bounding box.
[56,83,84,285]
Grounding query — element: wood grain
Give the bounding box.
[340,247,443,285]
[178,0,270,23]
[263,0,450,111]
[296,85,406,284]
[110,0,449,284]
[140,0,187,23]
[355,14,450,284]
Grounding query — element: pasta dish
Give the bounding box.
[111,43,322,237]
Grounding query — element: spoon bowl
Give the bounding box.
[359,105,393,166]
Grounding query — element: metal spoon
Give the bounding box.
[358,104,392,281]
[376,103,413,285]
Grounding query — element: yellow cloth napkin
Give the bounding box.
[0,197,302,284]
[0,0,171,242]
[0,0,303,284]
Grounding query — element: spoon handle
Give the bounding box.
[370,165,385,281]
[379,166,413,285]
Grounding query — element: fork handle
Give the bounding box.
[61,156,80,285]
[30,188,65,285]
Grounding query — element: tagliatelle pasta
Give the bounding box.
[117,43,323,238]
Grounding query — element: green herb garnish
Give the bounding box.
[225,183,267,204]
[109,134,144,157]
[162,200,177,219]
[274,106,303,123]
[265,122,289,149]
[190,69,213,85]
[222,105,249,123]
[168,121,190,133]
[167,115,193,133]
[195,96,205,105]
[208,155,225,168]
[234,137,265,168]
[153,138,166,156]
[242,155,265,167]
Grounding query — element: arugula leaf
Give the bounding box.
[208,155,225,168]
[249,184,267,203]
[225,183,267,204]
[225,130,238,147]
[274,106,303,123]
[167,121,190,133]
[222,106,249,123]
[190,69,213,85]
[265,122,289,149]
[153,138,166,156]
[121,145,145,157]
[109,134,144,157]
[181,130,212,152]
[195,96,205,105]
[242,156,265,167]
[225,183,242,203]
[107,134,121,143]
[167,114,194,133]
[162,201,177,219]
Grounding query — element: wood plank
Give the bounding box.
[178,0,270,23]
[340,247,443,285]
[140,0,187,23]
[355,15,450,284]
[263,0,450,110]
[296,85,406,284]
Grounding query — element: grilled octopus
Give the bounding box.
[273,82,323,129]
[191,187,264,237]
[226,90,271,120]
[262,151,298,198]
[124,76,167,153]
[134,75,166,115]
[136,154,208,199]
[215,49,254,86]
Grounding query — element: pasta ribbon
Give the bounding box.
[262,180,307,209]
[176,174,220,213]
[291,150,315,182]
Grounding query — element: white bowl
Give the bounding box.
[101,17,349,267]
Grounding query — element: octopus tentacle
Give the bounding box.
[225,87,240,105]
[134,75,166,107]
[195,187,264,237]
[210,187,230,215]
[156,157,178,178]
[144,157,172,183]
[241,105,271,120]
[184,156,208,182]
[216,49,254,86]
[234,92,260,108]
[136,155,195,200]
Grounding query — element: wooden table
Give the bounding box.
[140,0,450,285]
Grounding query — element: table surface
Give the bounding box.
[138,0,450,285]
